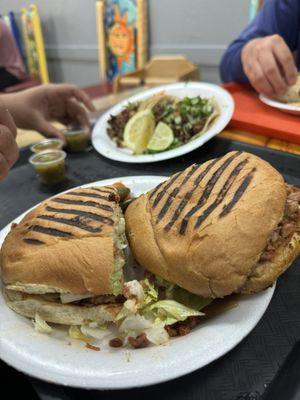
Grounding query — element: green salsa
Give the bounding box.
[31,139,64,153]
[29,151,66,185]
[63,127,90,152]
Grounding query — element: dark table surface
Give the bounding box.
[1,137,299,400]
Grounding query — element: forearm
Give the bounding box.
[220,42,249,83]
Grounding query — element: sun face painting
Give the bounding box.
[108,6,135,67]
[105,0,137,81]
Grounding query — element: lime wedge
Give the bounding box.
[147,122,174,152]
[123,110,155,154]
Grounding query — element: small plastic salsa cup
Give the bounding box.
[29,150,67,185]
[63,126,90,152]
[30,138,64,153]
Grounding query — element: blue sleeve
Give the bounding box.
[220,0,300,83]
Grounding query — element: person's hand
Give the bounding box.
[241,34,298,96]
[4,84,96,141]
[0,100,19,181]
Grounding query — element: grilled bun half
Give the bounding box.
[1,186,127,324]
[126,151,300,298]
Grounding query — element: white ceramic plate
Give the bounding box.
[0,176,275,389]
[259,94,300,116]
[92,82,234,163]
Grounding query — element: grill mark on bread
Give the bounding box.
[152,172,181,209]
[64,191,110,200]
[156,165,203,222]
[179,151,242,235]
[51,198,113,211]
[164,158,219,231]
[45,206,113,223]
[31,225,73,237]
[37,215,103,233]
[157,189,179,222]
[219,168,256,217]
[46,206,114,225]
[90,187,116,195]
[194,159,248,229]
[46,198,114,211]
[90,187,118,201]
[23,238,45,245]
[181,163,203,186]
[149,181,164,200]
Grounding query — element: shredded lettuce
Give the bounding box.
[115,279,205,345]
[171,286,212,310]
[155,276,212,311]
[141,279,158,305]
[69,325,91,342]
[80,325,109,340]
[115,299,138,321]
[69,323,109,342]
[116,279,205,325]
[33,313,53,334]
[119,314,152,334]
[118,315,169,345]
[145,322,169,345]
[115,279,158,321]
[149,300,203,326]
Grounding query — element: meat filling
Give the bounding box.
[259,184,300,263]
[8,291,126,307]
[73,294,125,306]
[165,316,201,337]
[107,106,138,147]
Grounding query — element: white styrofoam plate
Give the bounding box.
[0,176,275,389]
[259,94,300,116]
[92,82,234,163]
